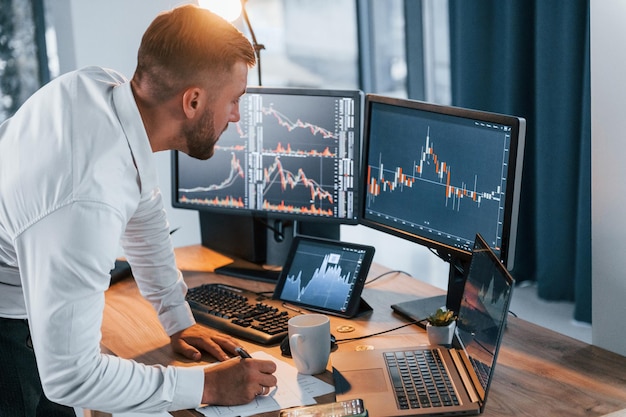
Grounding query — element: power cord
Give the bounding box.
[365,269,412,286]
[335,319,426,344]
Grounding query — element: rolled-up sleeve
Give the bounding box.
[120,186,196,336]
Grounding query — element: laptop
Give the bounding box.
[332,234,514,416]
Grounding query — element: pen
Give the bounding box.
[235,347,252,359]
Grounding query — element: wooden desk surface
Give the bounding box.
[101,245,626,417]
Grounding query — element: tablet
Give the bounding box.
[272,236,375,318]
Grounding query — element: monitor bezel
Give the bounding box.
[358,94,526,269]
[171,86,364,226]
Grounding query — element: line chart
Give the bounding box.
[262,105,337,139]
[175,90,359,220]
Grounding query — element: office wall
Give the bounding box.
[48,0,450,290]
[591,0,626,355]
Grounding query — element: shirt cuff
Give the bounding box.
[168,365,205,411]
[159,302,196,336]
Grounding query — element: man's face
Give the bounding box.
[184,61,248,160]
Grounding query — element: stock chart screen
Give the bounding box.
[363,100,516,255]
[174,87,361,223]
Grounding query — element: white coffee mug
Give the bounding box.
[288,314,331,375]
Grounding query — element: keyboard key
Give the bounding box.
[384,349,459,410]
[186,283,293,345]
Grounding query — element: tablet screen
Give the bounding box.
[273,236,375,317]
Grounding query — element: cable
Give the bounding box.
[241,0,264,85]
[335,319,426,344]
[365,269,412,286]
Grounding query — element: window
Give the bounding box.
[2,0,450,121]
[242,0,449,103]
[0,0,54,122]
[243,0,361,89]
[357,0,407,96]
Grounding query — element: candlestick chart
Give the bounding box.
[364,109,512,251]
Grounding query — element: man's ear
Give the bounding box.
[182,87,202,119]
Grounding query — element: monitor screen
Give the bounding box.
[172,87,363,224]
[272,236,375,317]
[360,94,525,269]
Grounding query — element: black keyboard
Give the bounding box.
[384,349,459,410]
[186,283,292,345]
[470,356,491,389]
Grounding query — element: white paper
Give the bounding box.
[196,351,334,417]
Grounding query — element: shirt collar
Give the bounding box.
[112,82,157,194]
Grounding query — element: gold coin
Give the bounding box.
[336,325,355,333]
[355,345,374,351]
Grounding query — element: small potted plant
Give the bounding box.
[426,308,457,345]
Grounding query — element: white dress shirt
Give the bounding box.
[0,67,204,413]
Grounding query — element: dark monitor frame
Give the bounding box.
[171,87,364,282]
[360,94,525,315]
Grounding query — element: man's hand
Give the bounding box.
[202,357,278,405]
[170,324,239,361]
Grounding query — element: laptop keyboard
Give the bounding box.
[186,283,292,345]
[384,349,460,410]
[470,356,491,389]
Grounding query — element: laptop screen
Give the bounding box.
[456,235,514,392]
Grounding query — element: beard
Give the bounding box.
[183,108,227,160]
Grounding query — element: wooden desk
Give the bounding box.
[101,245,626,417]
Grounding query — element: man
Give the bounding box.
[0,5,277,415]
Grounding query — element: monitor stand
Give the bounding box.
[214,257,283,283]
[391,256,470,328]
[199,212,340,283]
[212,217,294,283]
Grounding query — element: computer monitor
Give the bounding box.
[360,94,525,315]
[172,87,363,282]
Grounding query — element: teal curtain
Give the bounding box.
[448,0,591,323]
